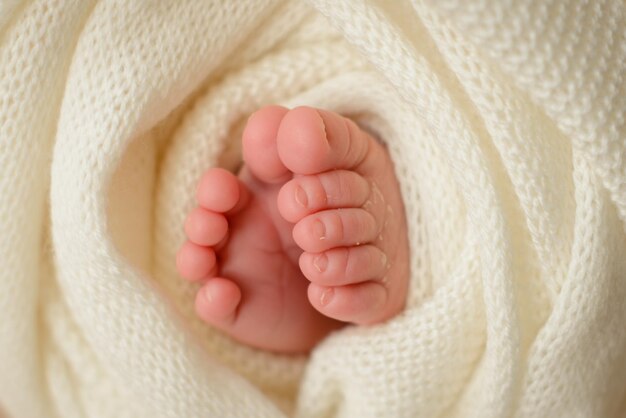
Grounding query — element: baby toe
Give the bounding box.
[176,241,217,281]
[195,277,242,325]
[197,168,246,213]
[308,281,394,325]
[277,170,370,223]
[299,245,388,286]
[276,106,371,175]
[184,207,228,246]
[292,208,380,253]
[242,105,291,183]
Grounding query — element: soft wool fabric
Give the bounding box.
[1,0,625,417]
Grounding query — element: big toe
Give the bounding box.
[242,105,291,183]
[276,106,373,175]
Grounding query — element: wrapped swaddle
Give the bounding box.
[0,0,624,417]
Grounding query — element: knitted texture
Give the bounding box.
[0,0,624,417]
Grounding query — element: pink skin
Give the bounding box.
[176,106,409,353]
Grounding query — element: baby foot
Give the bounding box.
[176,106,409,353]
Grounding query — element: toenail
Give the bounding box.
[320,287,334,306]
[313,219,325,240]
[313,253,328,272]
[204,286,214,304]
[295,185,308,208]
[381,252,388,268]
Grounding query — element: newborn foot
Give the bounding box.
[176,106,409,353]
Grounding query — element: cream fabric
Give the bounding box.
[1,1,625,417]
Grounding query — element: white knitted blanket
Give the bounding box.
[1,1,625,417]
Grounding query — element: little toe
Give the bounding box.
[292,208,380,253]
[195,277,242,325]
[176,241,217,281]
[276,106,374,175]
[299,245,388,286]
[308,281,395,325]
[277,170,370,223]
[184,207,228,246]
[242,105,291,183]
[197,167,249,214]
